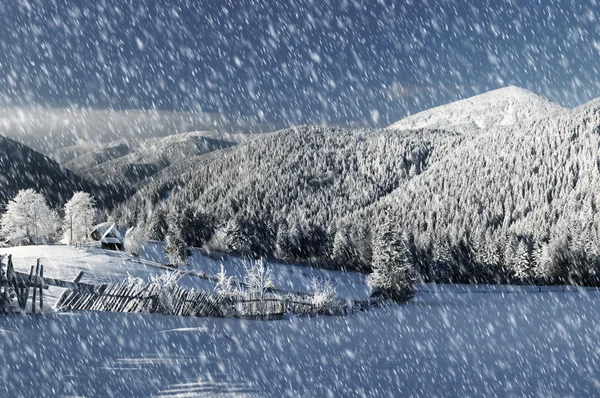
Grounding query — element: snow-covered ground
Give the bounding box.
[0,243,370,306]
[1,289,599,396]
[1,244,599,396]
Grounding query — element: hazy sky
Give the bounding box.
[1,0,599,127]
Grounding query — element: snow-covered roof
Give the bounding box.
[91,221,113,234]
[100,223,123,243]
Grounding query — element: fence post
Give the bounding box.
[31,261,40,314]
[39,265,44,313]
[26,265,34,312]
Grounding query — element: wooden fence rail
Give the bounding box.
[55,280,338,319]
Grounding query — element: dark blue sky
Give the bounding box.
[1,0,599,127]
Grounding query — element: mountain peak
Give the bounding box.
[387,86,566,131]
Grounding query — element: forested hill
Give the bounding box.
[0,135,98,206]
[355,98,600,283]
[114,90,600,285]
[114,125,457,270]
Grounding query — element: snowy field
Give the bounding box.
[0,245,599,396]
[0,290,599,396]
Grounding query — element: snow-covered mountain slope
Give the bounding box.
[0,135,97,205]
[62,131,260,186]
[0,107,277,157]
[115,93,600,281]
[387,86,566,131]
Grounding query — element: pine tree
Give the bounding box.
[224,217,251,255]
[513,240,531,282]
[430,240,453,282]
[164,206,188,266]
[274,222,291,260]
[146,207,168,241]
[367,222,418,302]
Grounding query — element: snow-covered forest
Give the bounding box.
[2,0,600,395]
[102,88,600,286]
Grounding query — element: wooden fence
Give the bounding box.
[56,280,347,319]
[0,255,46,314]
[56,280,227,317]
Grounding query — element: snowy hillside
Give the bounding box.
[113,89,600,285]
[0,135,96,205]
[62,131,248,186]
[387,86,566,131]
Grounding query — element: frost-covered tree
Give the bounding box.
[164,206,188,266]
[124,226,148,257]
[274,222,291,260]
[214,264,236,298]
[146,207,168,241]
[368,222,418,302]
[149,272,180,314]
[311,277,341,310]
[63,192,96,245]
[244,258,275,300]
[513,240,531,281]
[1,189,59,243]
[224,217,252,255]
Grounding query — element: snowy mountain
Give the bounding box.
[387,86,566,131]
[0,135,96,205]
[62,131,260,186]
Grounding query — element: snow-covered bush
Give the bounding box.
[244,258,275,298]
[149,272,180,313]
[63,192,96,245]
[205,226,228,253]
[125,275,144,289]
[214,264,236,298]
[368,223,418,302]
[124,226,148,257]
[311,277,342,310]
[1,189,59,244]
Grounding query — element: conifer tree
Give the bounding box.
[146,207,168,241]
[368,221,418,302]
[513,240,531,281]
[164,206,188,266]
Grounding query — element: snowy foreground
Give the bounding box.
[0,246,599,396]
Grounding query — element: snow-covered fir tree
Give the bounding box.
[164,206,188,266]
[368,220,417,302]
[146,207,168,241]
